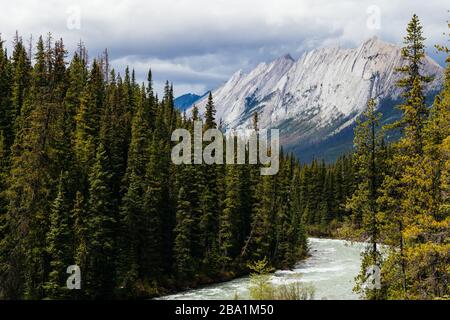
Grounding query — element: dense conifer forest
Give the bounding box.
[0,15,448,300]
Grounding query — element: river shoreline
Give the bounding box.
[158,238,368,300]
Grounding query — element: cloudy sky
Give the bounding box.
[1,0,448,96]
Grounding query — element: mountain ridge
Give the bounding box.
[174,92,207,111]
[184,37,443,161]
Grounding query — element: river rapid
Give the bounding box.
[160,238,368,300]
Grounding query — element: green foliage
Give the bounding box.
[347,99,386,299]
[84,144,116,299]
[248,257,275,300]
[0,21,447,301]
[376,15,449,299]
[247,257,314,300]
[173,187,194,278]
[204,92,216,130]
[44,173,72,299]
[348,16,450,300]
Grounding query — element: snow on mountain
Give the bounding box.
[195,53,295,128]
[188,36,443,161]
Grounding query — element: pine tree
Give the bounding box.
[197,92,221,272]
[394,14,431,155]
[0,36,12,153]
[192,104,199,121]
[99,71,130,199]
[204,92,216,130]
[395,23,450,299]
[44,173,72,299]
[377,15,447,300]
[2,35,66,299]
[74,60,103,165]
[290,166,308,259]
[173,187,194,279]
[321,170,335,228]
[146,69,156,129]
[72,191,87,297]
[116,172,142,294]
[140,135,164,279]
[10,34,31,142]
[153,84,177,275]
[85,144,116,299]
[246,173,276,262]
[0,38,12,276]
[116,86,152,293]
[348,99,385,299]
[274,155,295,267]
[219,162,241,268]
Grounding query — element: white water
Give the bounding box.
[160,238,368,300]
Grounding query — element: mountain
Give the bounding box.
[187,36,444,162]
[174,93,206,111]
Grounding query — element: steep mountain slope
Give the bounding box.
[189,37,443,162]
[174,93,206,111]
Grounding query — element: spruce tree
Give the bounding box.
[44,173,72,299]
[396,23,450,299]
[378,15,443,299]
[349,99,385,299]
[10,34,31,140]
[117,86,152,293]
[72,191,87,297]
[173,187,194,279]
[74,60,103,173]
[219,162,241,268]
[0,37,12,153]
[3,35,64,299]
[204,92,216,130]
[140,135,164,279]
[394,14,431,155]
[85,144,116,298]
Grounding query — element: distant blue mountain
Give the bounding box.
[174,93,206,111]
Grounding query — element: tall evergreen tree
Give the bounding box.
[394,14,431,155]
[0,37,12,153]
[204,92,216,130]
[377,15,447,299]
[117,85,153,293]
[44,172,72,299]
[348,99,385,299]
[84,144,116,299]
[219,162,241,268]
[173,187,194,279]
[2,35,69,299]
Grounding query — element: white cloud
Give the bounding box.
[1,0,447,96]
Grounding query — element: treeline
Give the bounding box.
[0,33,356,300]
[0,14,446,301]
[347,15,449,300]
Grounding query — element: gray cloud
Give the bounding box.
[1,0,448,96]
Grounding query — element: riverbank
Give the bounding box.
[159,238,368,300]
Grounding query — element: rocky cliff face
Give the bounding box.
[189,37,443,161]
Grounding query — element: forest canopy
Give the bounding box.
[0,15,448,300]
